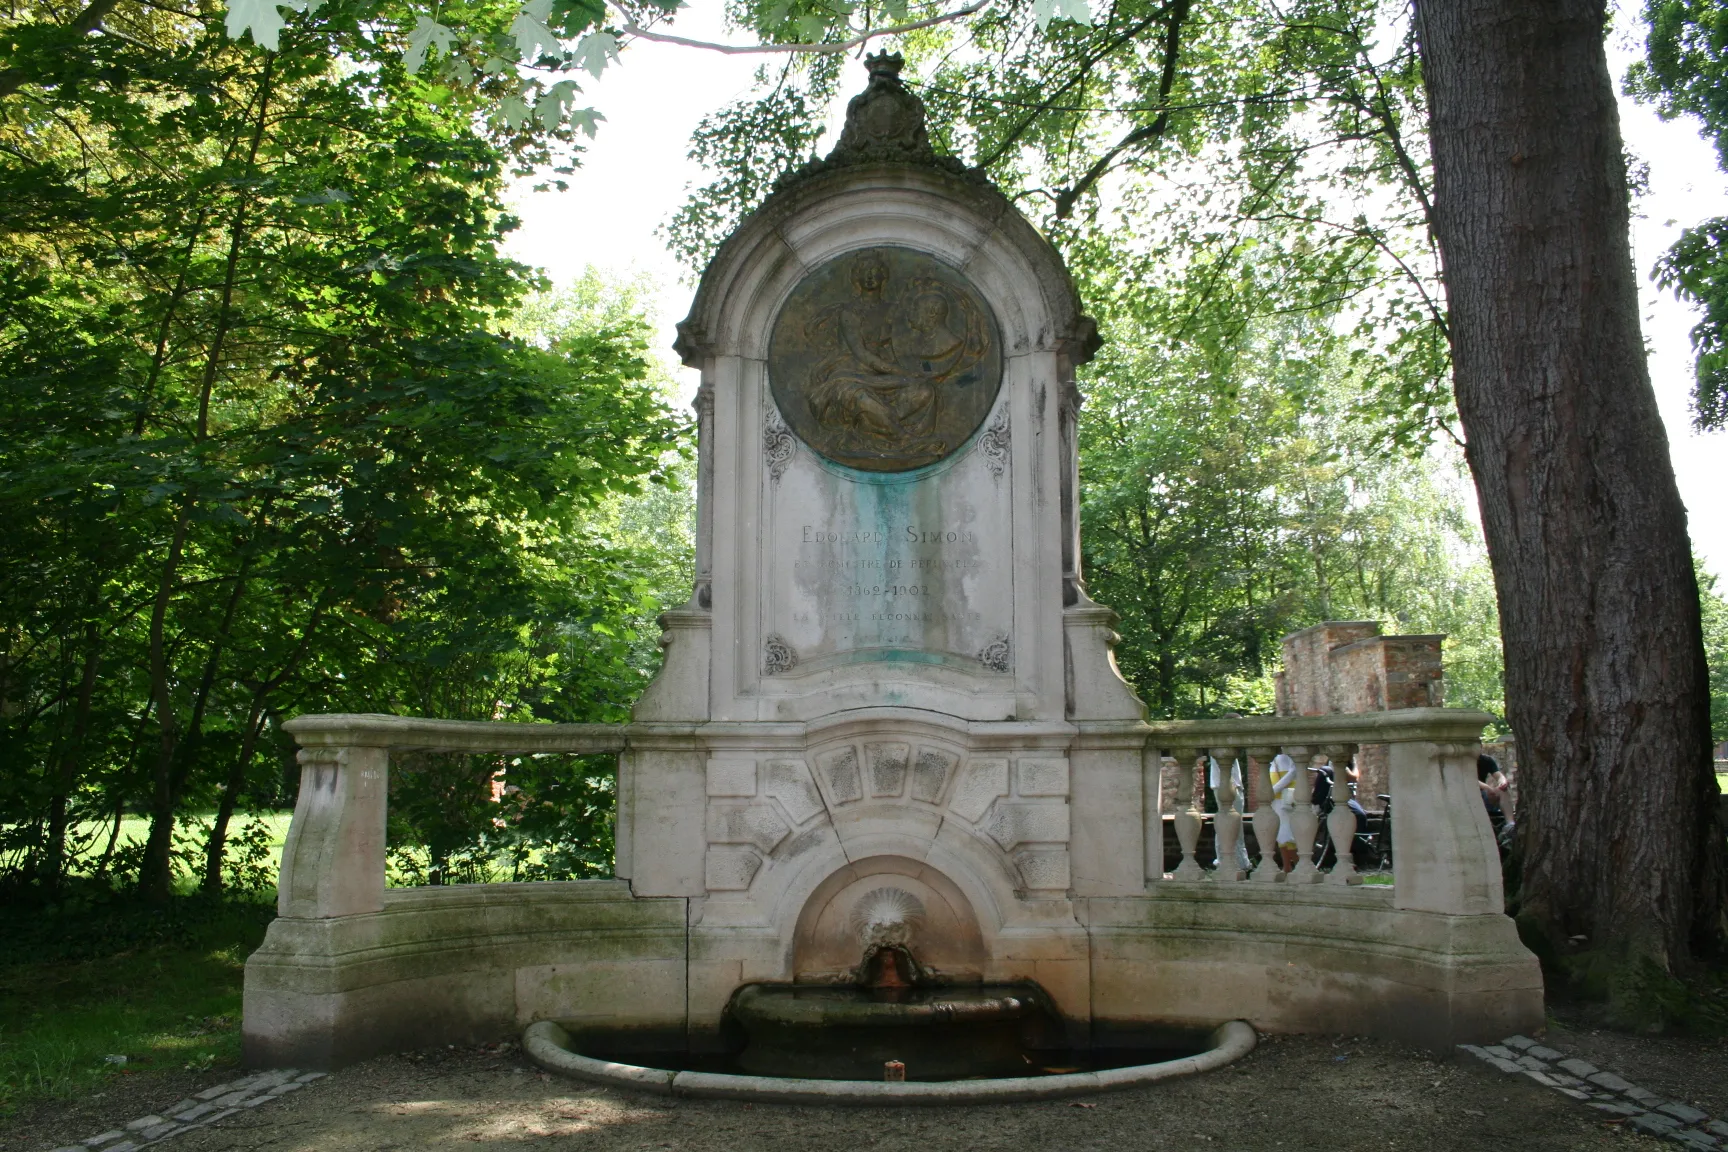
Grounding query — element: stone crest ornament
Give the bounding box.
[977,634,1012,673]
[763,633,798,675]
[768,246,1003,472]
[978,408,1010,478]
[763,404,796,482]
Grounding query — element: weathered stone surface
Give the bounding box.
[1661,1104,1712,1125]
[704,846,763,891]
[909,747,956,804]
[949,758,1008,822]
[865,742,910,797]
[706,759,756,797]
[817,746,863,804]
[1016,758,1069,797]
[1557,1058,1600,1078]
[985,801,1070,851]
[706,803,791,855]
[763,759,825,823]
[1526,1044,1563,1061]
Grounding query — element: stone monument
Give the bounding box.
[622,50,1144,1037]
[243,56,1542,1070]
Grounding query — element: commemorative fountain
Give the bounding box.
[242,54,1542,1102]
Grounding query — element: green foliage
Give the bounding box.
[0,0,689,896]
[1701,560,1728,744]
[1630,0,1728,429]
[386,752,617,884]
[1073,217,1502,721]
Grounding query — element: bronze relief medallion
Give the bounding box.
[768,246,1003,473]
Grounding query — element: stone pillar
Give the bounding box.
[276,745,388,919]
[1390,741,1503,915]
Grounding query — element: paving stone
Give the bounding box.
[1631,1113,1683,1136]
[1516,1055,1552,1072]
[194,1084,235,1101]
[267,1081,303,1095]
[172,1103,215,1122]
[50,1145,87,1151]
[240,1095,273,1107]
[1502,1035,1538,1051]
[1588,1071,1637,1093]
[213,1090,252,1106]
[1627,1088,1667,1107]
[1487,1057,1524,1074]
[1556,1088,1593,1101]
[84,1131,125,1146]
[1459,1044,1489,1058]
[1527,1046,1565,1062]
[1550,1074,1587,1088]
[105,1143,139,1152]
[1558,1058,1600,1078]
[138,1123,178,1141]
[1522,1070,1559,1087]
[295,1071,327,1083]
[1484,1045,1516,1059]
[1591,1101,1645,1117]
[124,1116,166,1132]
[1668,1130,1721,1150]
[1707,1121,1728,1138]
[1661,1104,1712,1125]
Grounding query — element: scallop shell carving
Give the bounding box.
[849,887,926,950]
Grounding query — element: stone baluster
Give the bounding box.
[1285,745,1322,883]
[1169,747,1206,881]
[1246,746,1283,883]
[1210,746,1246,881]
[1325,743,1362,886]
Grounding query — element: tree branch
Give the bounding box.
[618,0,988,56]
[1052,0,1190,218]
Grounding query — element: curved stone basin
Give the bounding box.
[522,1018,1258,1105]
[730,983,1045,1079]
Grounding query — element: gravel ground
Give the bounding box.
[3,1029,1687,1152]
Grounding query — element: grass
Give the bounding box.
[0,892,277,1120]
[62,811,294,874]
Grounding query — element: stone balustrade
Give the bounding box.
[1142,707,1504,917]
[275,715,626,920]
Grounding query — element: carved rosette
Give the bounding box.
[979,408,1010,478]
[763,405,796,482]
[763,634,798,675]
[977,634,1012,674]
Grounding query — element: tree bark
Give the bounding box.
[1414,0,1725,970]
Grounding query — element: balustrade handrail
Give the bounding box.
[282,713,627,755]
[1142,707,1491,748]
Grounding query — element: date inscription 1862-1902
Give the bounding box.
[768,246,1003,472]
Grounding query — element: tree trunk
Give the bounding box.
[1414,0,1725,976]
[44,616,101,889]
[203,700,266,895]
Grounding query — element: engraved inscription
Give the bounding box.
[768,247,1003,472]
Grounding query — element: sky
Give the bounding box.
[500,8,1728,583]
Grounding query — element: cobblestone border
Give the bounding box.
[1462,1035,1725,1148]
[44,1069,327,1152]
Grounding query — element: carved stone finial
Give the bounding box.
[825,51,935,166]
